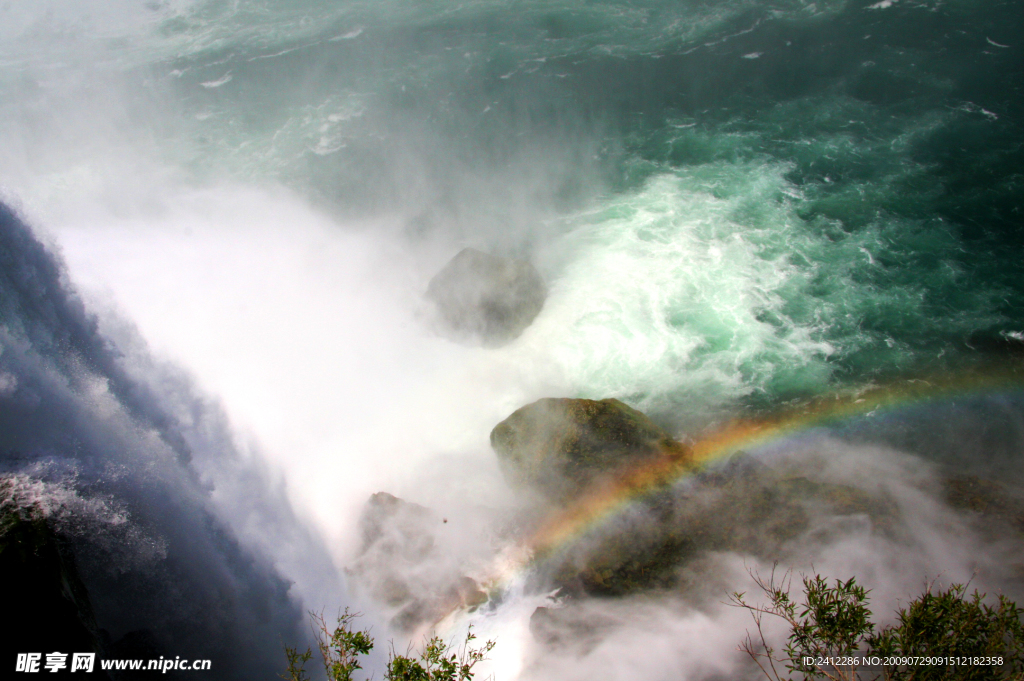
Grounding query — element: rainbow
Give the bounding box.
[460,361,1024,605]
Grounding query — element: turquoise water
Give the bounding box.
[1,0,1022,677]
[36,0,1017,414]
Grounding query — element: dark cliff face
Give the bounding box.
[0,495,176,679]
[0,501,109,678]
[0,202,307,680]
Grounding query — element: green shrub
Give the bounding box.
[731,567,1024,681]
[280,609,494,681]
[871,584,1024,681]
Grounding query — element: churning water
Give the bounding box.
[1,1,1022,678]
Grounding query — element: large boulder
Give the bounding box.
[490,398,691,502]
[543,466,888,597]
[425,248,546,346]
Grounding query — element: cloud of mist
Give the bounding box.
[470,428,1024,681]
[0,4,621,670]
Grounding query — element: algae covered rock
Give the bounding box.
[943,474,1024,536]
[425,248,546,346]
[541,463,897,598]
[490,398,690,502]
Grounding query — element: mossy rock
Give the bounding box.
[944,474,1024,535]
[543,465,900,598]
[490,397,691,502]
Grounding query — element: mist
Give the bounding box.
[2,0,1023,679]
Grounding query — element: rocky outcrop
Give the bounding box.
[425,248,546,346]
[529,605,617,652]
[943,474,1024,537]
[347,492,488,633]
[542,464,890,598]
[357,491,438,565]
[0,501,109,677]
[490,397,691,502]
[486,398,904,600]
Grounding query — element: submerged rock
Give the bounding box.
[425,248,546,346]
[490,397,691,502]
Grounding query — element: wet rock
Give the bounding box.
[529,605,617,652]
[358,491,438,559]
[542,462,898,598]
[390,576,489,634]
[0,497,109,676]
[944,474,1024,535]
[490,397,691,502]
[451,575,488,609]
[347,492,489,632]
[425,248,546,346]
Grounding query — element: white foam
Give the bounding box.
[200,72,233,88]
